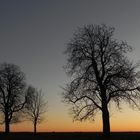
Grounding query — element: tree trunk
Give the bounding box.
[5,120,10,133]
[5,111,10,133]
[34,120,37,134]
[102,100,110,137]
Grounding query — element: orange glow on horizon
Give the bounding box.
[1,104,140,132]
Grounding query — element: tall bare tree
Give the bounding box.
[25,86,47,133]
[62,24,140,136]
[0,63,27,133]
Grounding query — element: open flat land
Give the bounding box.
[1,132,140,140]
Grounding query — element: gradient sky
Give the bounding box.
[1,0,140,132]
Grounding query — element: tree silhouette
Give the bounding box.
[62,24,140,136]
[0,63,27,133]
[25,86,47,133]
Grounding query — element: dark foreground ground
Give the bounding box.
[1,132,140,140]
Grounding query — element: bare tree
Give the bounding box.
[62,24,140,136]
[0,63,27,133]
[25,86,47,133]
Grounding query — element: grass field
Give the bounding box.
[1,132,140,140]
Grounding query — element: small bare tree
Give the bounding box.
[0,63,27,133]
[62,24,140,136]
[25,86,47,133]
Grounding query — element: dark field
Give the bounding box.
[1,132,140,140]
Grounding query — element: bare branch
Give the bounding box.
[62,24,140,135]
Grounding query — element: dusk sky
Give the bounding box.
[1,0,140,132]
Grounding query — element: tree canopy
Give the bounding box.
[62,24,140,136]
[0,63,27,132]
